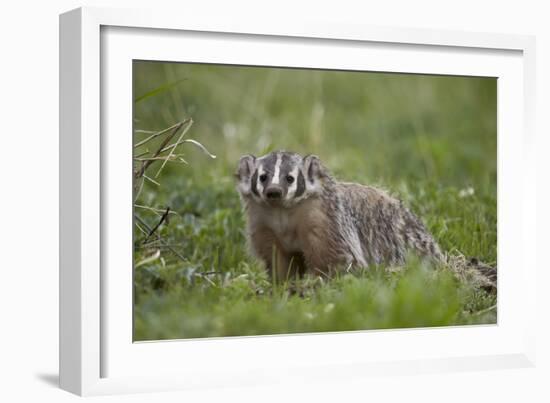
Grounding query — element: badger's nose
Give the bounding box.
[265,187,283,199]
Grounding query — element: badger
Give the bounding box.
[235,150,445,282]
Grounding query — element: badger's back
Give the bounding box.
[335,182,443,266]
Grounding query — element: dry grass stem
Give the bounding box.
[134,150,150,158]
[142,174,160,186]
[160,138,217,159]
[471,304,497,316]
[134,120,189,148]
[134,129,157,134]
[134,154,186,162]
[134,214,214,285]
[155,119,194,178]
[133,177,145,203]
[134,204,180,216]
[135,120,185,179]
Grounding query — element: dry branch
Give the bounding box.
[155,119,194,178]
[134,121,188,148]
[134,214,187,262]
[143,207,170,244]
[134,214,215,285]
[134,119,189,179]
[134,204,180,216]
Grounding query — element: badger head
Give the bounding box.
[235,151,328,208]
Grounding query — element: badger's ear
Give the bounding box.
[302,154,327,183]
[235,154,256,181]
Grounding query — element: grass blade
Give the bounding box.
[134,78,187,103]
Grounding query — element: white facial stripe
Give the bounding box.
[271,153,282,185]
[285,166,299,200]
[257,165,265,194]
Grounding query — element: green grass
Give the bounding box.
[132,61,497,341]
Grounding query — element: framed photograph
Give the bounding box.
[60,7,537,396]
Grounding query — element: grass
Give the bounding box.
[132,61,497,341]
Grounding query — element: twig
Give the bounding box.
[135,214,187,262]
[133,177,145,203]
[155,119,194,178]
[134,220,149,236]
[137,205,161,217]
[143,207,170,243]
[134,121,188,148]
[142,174,160,186]
[134,155,186,162]
[471,304,497,317]
[197,272,216,286]
[135,250,161,268]
[139,242,185,249]
[134,129,157,134]
[311,266,332,280]
[134,215,216,286]
[135,121,185,179]
[160,138,216,159]
[180,139,217,159]
[134,150,150,158]
[134,204,180,216]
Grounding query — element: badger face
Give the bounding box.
[236,151,324,208]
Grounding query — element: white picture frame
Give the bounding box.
[59,6,537,396]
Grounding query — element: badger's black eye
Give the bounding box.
[259,174,268,183]
[286,175,295,184]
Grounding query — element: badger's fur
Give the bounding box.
[236,150,444,281]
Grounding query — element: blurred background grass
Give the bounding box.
[133,61,497,341]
